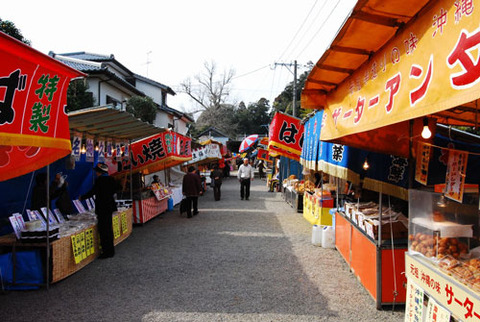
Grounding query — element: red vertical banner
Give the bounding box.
[257,148,269,162]
[445,149,468,203]
[415,142,431,186]
[0,33,85,181]
[268,112,304,160]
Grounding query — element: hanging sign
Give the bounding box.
[445,149,468,203]
[257,148,270,162]
[268,112,304,160]
[425,297,451,322]
[97,139,105,162]
[415,142,432,186]
[106,140,113,158]
[86,136,94,162]
[317,0,480,156]
[71,132,82,161]
[405,279,424,322]
[113,131,192,175]
[0,32,85,181]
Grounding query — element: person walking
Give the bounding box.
[182,166,202,218]
[257,160,265,180]
[237,157,254,200]
[210,165,223,201]
[80,163,121,259]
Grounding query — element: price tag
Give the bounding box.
[112,215,121,239]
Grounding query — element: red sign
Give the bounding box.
[268,112,304,160]
[257,148,270,162]
[0,32,85,181]
[112,131,192,175]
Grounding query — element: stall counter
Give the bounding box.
[0,208,132,285]
[335,211,407,308]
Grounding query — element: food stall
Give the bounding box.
[300,110,410,307]
[301,0,480,315]
[0,32,86,287]
[184,139,224,188]
[112,131,192,224]
[267,112,305,211]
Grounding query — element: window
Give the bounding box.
[106,95,121,108]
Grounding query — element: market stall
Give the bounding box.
[184,139,224,189]
[299,110,411,307]
[112,130,192,224]
[0,32,86,287]
[301,0,480,315]
[267,112,305,211]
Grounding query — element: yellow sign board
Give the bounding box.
[406,254,480,321]
[322,0,480,142]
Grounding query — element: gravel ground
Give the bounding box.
[0,175,405,321]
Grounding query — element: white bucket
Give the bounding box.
[311,225,322,246]
[321,226,335,248]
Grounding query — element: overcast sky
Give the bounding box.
[3,0,357,115]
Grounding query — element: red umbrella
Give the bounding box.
[239,134,259,153]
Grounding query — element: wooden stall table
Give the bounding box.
[0,208,133,286]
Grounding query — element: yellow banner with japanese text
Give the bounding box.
[321,0,480,143]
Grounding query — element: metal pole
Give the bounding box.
[129,140,133,204]
[46,165,50,289]
[293,60,297,117]
[376,190,383,309]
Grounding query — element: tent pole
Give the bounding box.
[376,189,383,309]
[46,165,50,289]
[129,140,133,204]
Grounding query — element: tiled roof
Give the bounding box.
[53,56,103,72]
[58,51,113,61]
[134,73,176,95]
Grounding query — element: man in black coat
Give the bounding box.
[81,163,121,259]
[210,165,223,201]
[182,166,202,218]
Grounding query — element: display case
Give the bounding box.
[408,189,476,264]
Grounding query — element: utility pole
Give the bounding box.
[274,61,298,117]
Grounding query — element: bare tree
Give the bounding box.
[180,60,235,113]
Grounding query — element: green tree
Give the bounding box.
[66,79,95,112]
[235,98,271,135]
[126,96,157,124]
[0,18,30,45]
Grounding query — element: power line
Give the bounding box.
[232,64,270,80]
[277,0,319,62]
[296,0,342,58]
[285,0,330,61]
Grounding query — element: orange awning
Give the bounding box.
[302,0,480,156]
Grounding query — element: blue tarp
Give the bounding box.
[428,133,480,185]
[0,153,98,235]
[302,111,410,200]
[0,250,44,289]
[279,156,303,182]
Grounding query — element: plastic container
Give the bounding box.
[322,226,335,248]
[312,225,322,246]
[167,198,174,211]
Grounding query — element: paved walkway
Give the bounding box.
[0,176,405,321]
